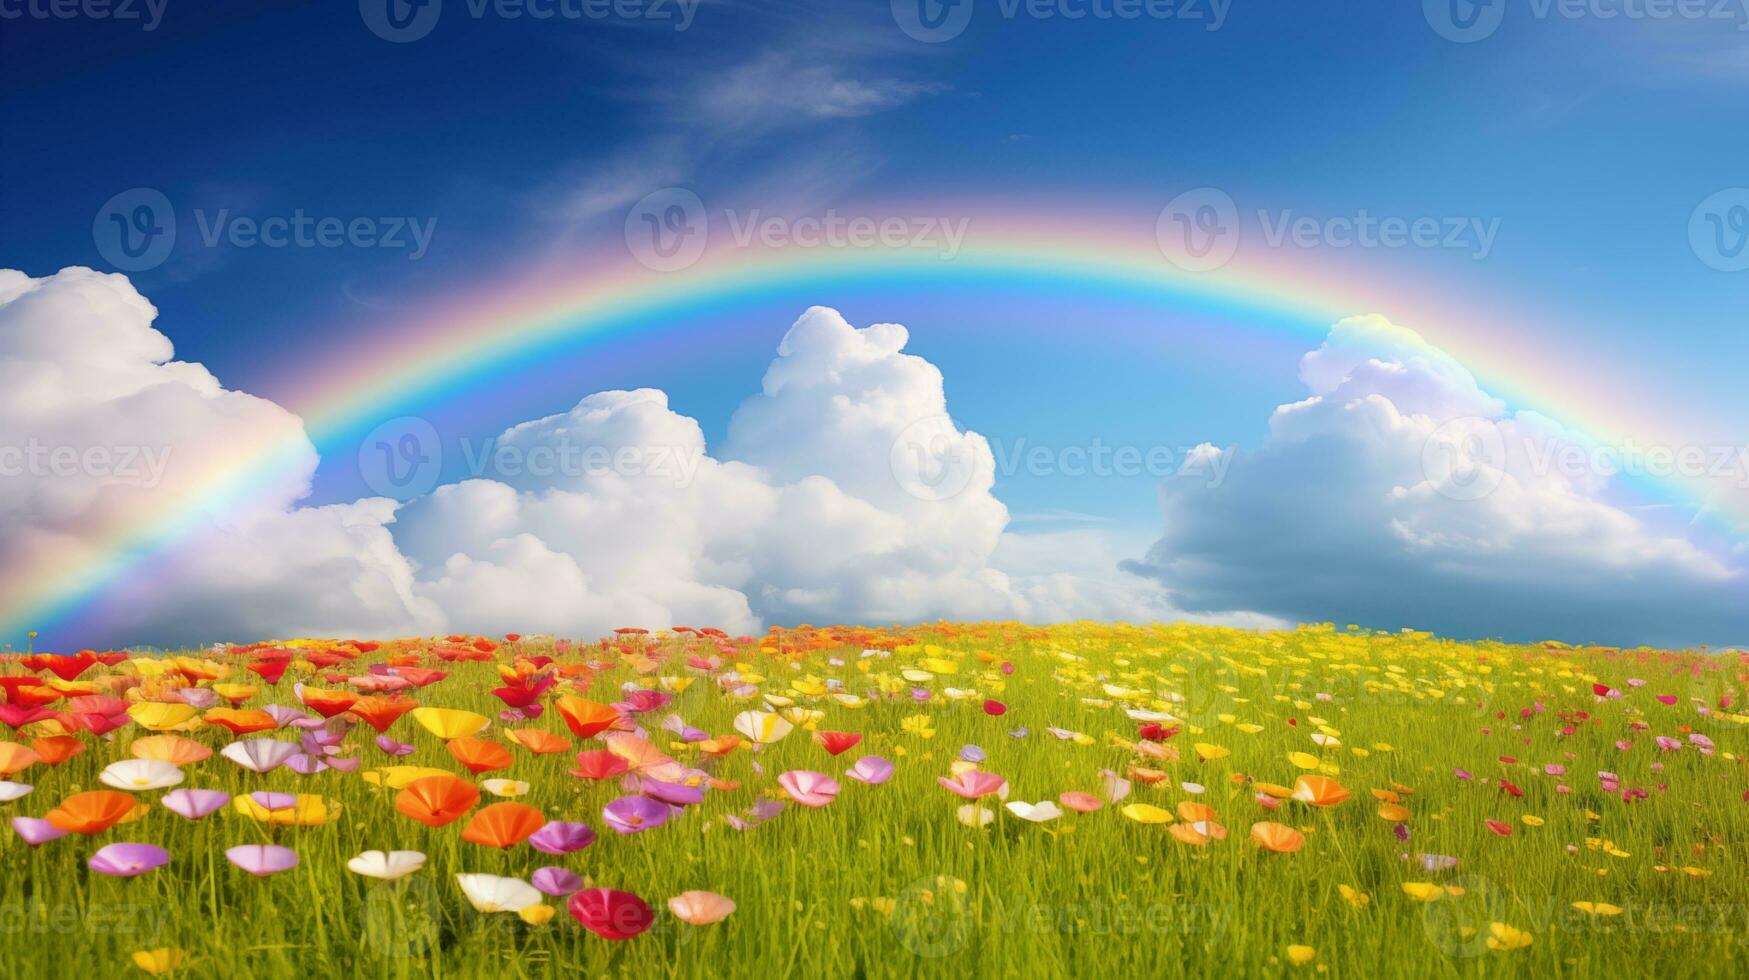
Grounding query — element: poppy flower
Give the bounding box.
[937,771,1007,800]
[778,771,840,808]
[395,775,480,827]
[204,709,278,735]
[29,735,86,766]
[1291,775,1351,808]
[161,789,230,821]
[130,949,187,976]
[0,780,32,803]
[668,890,735,925]
[457,873,542,912]
[297,687,358,718]
[813,731,861,756]
[347,696,416,733]
[1250,821,1306,853]
[447,737,513,775]
[482,779,530,798]
[569,888,654,939]
[226,844,299,877]
[0,742,39,776]
[220,739,301,774]
[460,802,546,848]
[1058,791,1102,813]
[347,850,427,880]
[130,735,210,766]
[528,821,597,855]
[89,843,169,877]
[411,707,490,741]
[505,729,570,754]
[126,702,200,732]
[570,750,630,781]
[12,816,67,846]
[555,697,622,739]
[533,866,585,897]
[46,790,140,834]
[1120,803,1174,825]
[1005,801,1063,823]
[982,699,1007,716]
[604,796,670,834]
[845,756,894,785]
[732,710,794,745]
[99,760,184,792]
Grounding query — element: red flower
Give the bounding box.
[982,699,1007,716]
[813,731,862,756]
[569,888,653,939]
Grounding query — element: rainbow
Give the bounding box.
[2,208,1735,647]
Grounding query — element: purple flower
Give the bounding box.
[376,735,414,756]
[531,866,584,897]
[1393,823,1411,842]
[910,689,932,703]
[162,789,230,820]
[528,821,597,855]
[251,792,298,812]
[604,796,670,834]
[641,779,705,807]
[286,754,329,775]
[1008,727,1029,738]
[958,744,985,764]
[262,704,309,728]
[326,756,361,772]
[845,756,894,785]
[226,844,299,877]
[174,688,218,709]
[89,843,169,877]
[12,817,68,846]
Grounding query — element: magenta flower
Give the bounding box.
[376,735,414,756]
[250,792,298,812]
[162,789,231,820]
[286,754,329,775]
[640,779,705,807]
[89,843,169,877]
[262,704,309,728]
[12,817,68,846]
[528,821,597,855]
[226,844,299,877]
[532,866,584,897]
[604,796,669,834]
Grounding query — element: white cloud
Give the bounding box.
[1124,314,1749,648]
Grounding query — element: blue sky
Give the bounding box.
[1,1,1746,648]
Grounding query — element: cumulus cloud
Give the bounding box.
[1124,314,1749,648]
[2,273,1168,648]
[0,268,441,648]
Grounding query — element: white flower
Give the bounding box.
[347,850,427,880]
[456,874,541,912]
[1004,800,1063,823]
[0,781,33,803]
[481,779,530,798]
[98,759,184,791]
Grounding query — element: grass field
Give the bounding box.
[2,623,1746,978]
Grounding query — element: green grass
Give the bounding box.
[2,623,1747,978]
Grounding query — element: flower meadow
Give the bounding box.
[1,624,1747,979]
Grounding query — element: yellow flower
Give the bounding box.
[901,714,936,739]
[1486,922,1533,951]
[1571,902,1622,916]
[411,707,490,741]
[518,904,556,925]
[131,949,187,975]
[1286,945,1315,966]
[1119,803,1174,825]
[1338,884,1371,909]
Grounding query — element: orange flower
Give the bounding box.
[447,737,513,775]
[131,734,211,766]
[0,741,39,775]
[505,728,571,754]
[394,775,480,827]
[348,696,417,733]
[204,708,279,735]
[460,802,546,848]
[299,687,359,719]
[1251,821,1307,854]
[46,790,140,834]
[30,735,86,766]
[1291,775,1351,808]
[555,696,621,739]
